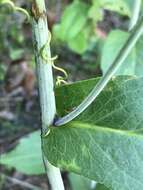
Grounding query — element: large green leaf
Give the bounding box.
[43,76,143,190]
[55,76,143,130]
[0,131,44,175]
[101,30,143,76]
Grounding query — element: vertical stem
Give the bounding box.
[31,1,65,190]
[129,0,141,30]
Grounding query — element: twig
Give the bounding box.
[0,173,43,190]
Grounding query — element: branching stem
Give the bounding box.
[55,16,143,127]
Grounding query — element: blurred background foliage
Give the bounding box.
[0,0,143,189]
[0,0,142,75]
[1,0,143,82]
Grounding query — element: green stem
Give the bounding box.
[129,0,141,30]
[31,1,65,190]
[55,16,143,127]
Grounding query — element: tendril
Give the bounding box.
[1,0,30,22]
[1,0,14,9]
[56,76,68,86]
[40,31,68,86]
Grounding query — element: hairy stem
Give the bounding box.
[55,16,143,127]
[31,1,65,190]
[129,0,141,30]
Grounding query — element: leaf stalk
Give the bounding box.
[55,16,143,127]
[129,0,141,30]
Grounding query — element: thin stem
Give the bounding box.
[0,173,42,190]
[90,181,97,189]
[55,16,143,127]
[31,1,65,190]
[129,0,141,30]
[43,156,65,189]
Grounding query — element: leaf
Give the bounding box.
[43,76,143,190]
[67,27,90,54]
[0,131,44,175]
[100,0,131,16]
[95,183,109,190]
[53,0,132,54]
[55,76,143,130]
[101,30,143,76]
[96,184,110,190]
[53,0,89,41]
[0,63,6,80]
[101,30,135,75]
[10,48,24,61]
[91,0,131,17]
[69,173,109,190]
[52,0,90,54]
[88,2,103,22]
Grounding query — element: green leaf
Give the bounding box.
[0,63,6,80]
[88,2,103,22]
[91,0,131,17]
[10,48,24,61]
[101,30,143,76]
[96,184,110,190]
[53,0,89,41]
[43,76,143,190]
[68,27,90,54]
[101,30,135,75]
[53,0,90,54]
[0,131,44,175]
[53,0,132,54]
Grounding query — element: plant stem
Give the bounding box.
[55,16,143,127]
[31,1,65,190]
[0,173,42,190]
[129,0,141,30]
